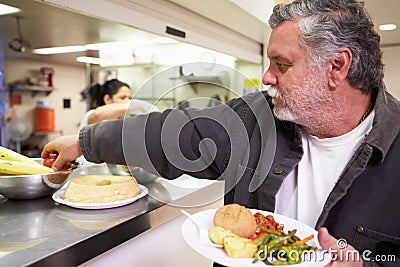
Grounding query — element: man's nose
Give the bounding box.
[262,69,278,86]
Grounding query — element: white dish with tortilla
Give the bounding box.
[53,184,148,210]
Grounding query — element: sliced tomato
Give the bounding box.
[249,229,266,240]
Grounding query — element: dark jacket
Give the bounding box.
[80,87,400,266]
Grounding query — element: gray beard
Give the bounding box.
[267,86,298,122]
[267,78,334,132]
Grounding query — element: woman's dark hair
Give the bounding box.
[88,79,130,109]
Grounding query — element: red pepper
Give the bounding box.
[43,153,70,170]
[43,153,57,168]
[249,229,266,240]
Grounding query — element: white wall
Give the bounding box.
[4,59,87,146]
[382,46,400,100]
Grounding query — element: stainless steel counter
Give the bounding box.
[0,175,224,267]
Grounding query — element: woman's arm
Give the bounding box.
[88,103,129,124]
[87,100,158,125]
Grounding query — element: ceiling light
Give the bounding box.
[85,42,120,50]
[379,24,397,31]
[76,56,103,65]
[85,40,152,50]
[32,45,87,55]
[0,3,20,16]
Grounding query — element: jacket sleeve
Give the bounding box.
[79,101,243,180]
[363,257,399,267]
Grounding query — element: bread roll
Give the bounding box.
[213,204,257,238]
[62,175,140,203]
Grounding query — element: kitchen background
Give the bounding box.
[0,0,399,157]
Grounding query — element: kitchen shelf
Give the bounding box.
[33,130,63,135]
[9,84,54,97]
[89,63,160,71]
[169,66,224,93]
[170,75,222,84]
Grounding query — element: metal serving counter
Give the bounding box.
[0,175,224,267]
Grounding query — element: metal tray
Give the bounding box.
[0,159,73,200]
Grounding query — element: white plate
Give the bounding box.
[52,184,148,209]
[181,209,332,267]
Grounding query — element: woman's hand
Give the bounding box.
[318,227,363,267]
[41,134,81,171]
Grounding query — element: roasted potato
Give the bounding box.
[208,226,237,245]
[223,236,258,258]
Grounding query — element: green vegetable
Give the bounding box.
[265,230,296,250]
[259,227,285,237]
[252,228,317,265]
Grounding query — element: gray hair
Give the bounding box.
[269,0,384,93]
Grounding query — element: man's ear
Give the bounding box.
[103,94,112,104]
[327,48,352,89]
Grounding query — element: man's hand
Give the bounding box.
[41,134,81,171]
[318,227,363,267]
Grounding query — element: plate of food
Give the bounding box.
[52,175,148,209]
[181,204,332,267]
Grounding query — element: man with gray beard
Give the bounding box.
[43,0,399,266]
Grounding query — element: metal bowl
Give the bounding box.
[0,159,73,200]
[106,164,160,184]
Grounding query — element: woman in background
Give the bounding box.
[80,79,156,128]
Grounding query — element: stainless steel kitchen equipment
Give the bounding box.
[0,158,72,199]
[106,164,159,184]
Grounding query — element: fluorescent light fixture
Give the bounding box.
[86,40,152,50]
[85,42,121,50]
[379,24,397,31]
[0,3,20,16]
[76,56,103,65]
[32,40,155,55]
[32,45,87,55]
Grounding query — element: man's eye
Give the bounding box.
[277,63,289,72]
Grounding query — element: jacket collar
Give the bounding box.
[365,85,400,162]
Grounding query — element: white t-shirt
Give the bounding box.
[275,109,375,227]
